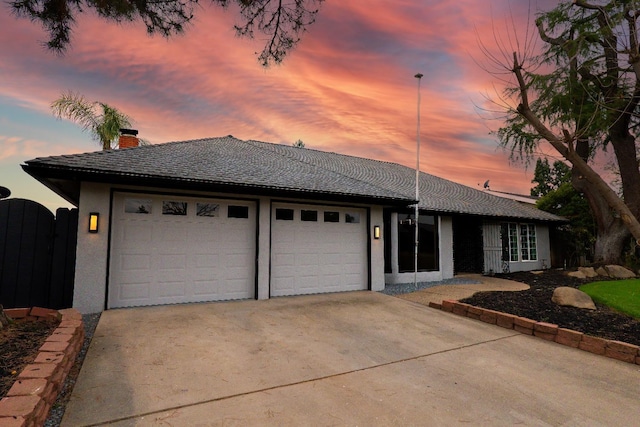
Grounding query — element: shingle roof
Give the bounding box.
[23,136,564,222]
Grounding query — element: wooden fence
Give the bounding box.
[0,198,77,309]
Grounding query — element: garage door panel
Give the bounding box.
[190,268,219,283]
[225,278,253,295]
[109,193,256,308]
[343,255,362,267]
[274,277,295,293]
[298,277,319,289]
[193,254,219,268]
[225,233,248,244]
[157,254,186,269]
[271,203,368,297]
[276,264,298,277]
[322,253,341,265]
[158,226,189,243]
[120,254,151,271]
[121,222,153,243]
[297,253,318,267]
[117,274,148,291]
[118,282,150,301]
[190,228,217,242]
[157,282,185,298]
[193,280,219,296]
[156,266,186,279]
[273,255,295,267]
[226,254,251,269]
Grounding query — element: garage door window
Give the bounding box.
[228,205,249,218]
[275,208,294,220]
[324,211,339,222]
[162,201,187,216]
[301,210,317,221]
[345,213,360,223]
[196,203,219,217]
[124,198,152,214]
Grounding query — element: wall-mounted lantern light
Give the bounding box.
[88,212,99,233]
[373,225,381,240]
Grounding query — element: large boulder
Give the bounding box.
[578,267,598,278]
[596,266,609,277]
[552,287,596,310]
[604,265,636,279]
[567,270,587,279]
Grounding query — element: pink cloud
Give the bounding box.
[0,0,580,202]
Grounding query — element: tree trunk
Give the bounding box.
[609,126,640,219]
[572,167,629,264]
[593,220,629,264]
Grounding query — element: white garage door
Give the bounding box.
[270,203,368,297]
[109,193,256,308]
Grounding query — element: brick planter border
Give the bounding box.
[430,300,640,366]
[0,308,85,427]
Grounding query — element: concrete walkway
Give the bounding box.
[61,291,639,426]
[396,273,529,306]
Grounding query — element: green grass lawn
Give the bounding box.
[580,279,640,319]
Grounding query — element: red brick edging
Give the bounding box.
[432,300,640,365]
[0,308,85,427]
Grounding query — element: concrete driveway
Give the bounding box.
[62,292,640,426]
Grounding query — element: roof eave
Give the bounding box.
[444,210,567,223]
[22,164,81,205]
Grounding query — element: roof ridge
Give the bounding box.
[155,135,240,146]
[245,138,419,170]
[244,139,417,202]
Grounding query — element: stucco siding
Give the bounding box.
[73,182,111,313]
[370,206,385,291]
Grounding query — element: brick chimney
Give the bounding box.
[118,129,139,149]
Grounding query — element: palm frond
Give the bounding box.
[51,91,135,150]
[51,91,99,133]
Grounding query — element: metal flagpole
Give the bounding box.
[414,73,423,290]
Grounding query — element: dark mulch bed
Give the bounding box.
[461,269,640,347]
[0,318,60,397]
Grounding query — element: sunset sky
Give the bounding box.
[1,0,572,213]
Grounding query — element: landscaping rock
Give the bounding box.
[604,265,636,279]
[462,270,640,347]
[567,270,587,279]
[551,287,596,310]
[578,267,598,278]
[596,266,609,277]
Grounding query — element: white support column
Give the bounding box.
[370,206,385,291]
[390,211,399,275]
[256,197,271,300]
[73,182,111,313]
